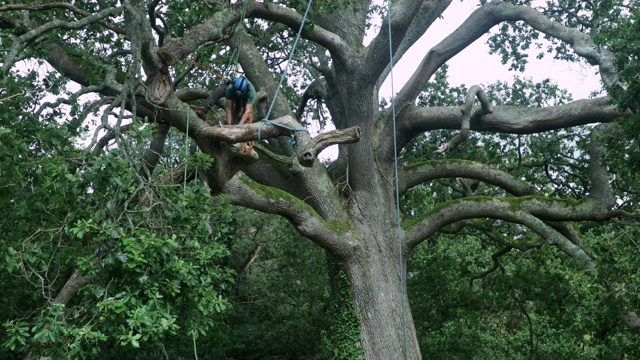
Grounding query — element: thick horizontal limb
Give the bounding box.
[0,2,125,35]
[162,97,361,166]
[397,97,628,147]
[2,6,123,74]
[399,159,536,196]
[223,177,355,258]
[300,127,361,166]
[404,197,599,274]
[160,1,352,71]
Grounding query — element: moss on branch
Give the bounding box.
[241,177,351,236]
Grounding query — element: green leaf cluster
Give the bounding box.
[397,55,640,359]
[321,260,365,360]
[599,10,640,111]
[408,230,640,360]
[0,97,235,359]
[205,209,334,359]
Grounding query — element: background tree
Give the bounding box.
[219,209,333,359]
[0,105,236,358]
[1,0,639,359]
[405,65,640,359]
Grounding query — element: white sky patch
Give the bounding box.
[13,1,602,161]
[318,0,602,160]
[375,0,601,100]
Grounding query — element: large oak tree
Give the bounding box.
[2,0,638,358]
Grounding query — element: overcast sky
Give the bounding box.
[376,0,602,101]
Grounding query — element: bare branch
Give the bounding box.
[589,124,615,208]
[36,85,105,117]
[364,0,425,84]
[395,97,629,156]
[2,6,123,74]
[0,2,125,35]
[92,123,134,155]
[312,0,370,47]
[399,159,536,196]
[469,246,511,285]
[300,127,361,166]
[158,68,360,162]
[403,122,620,271]
[159,1,352,71]
[396,1,617,108]
[52,270,93,305]
[232,243,261,290]
[253,142,293,165]
[295,80,322,120]
[147,0,166,46]
[0,86,48,103]
[140,123,171,180]
[245,1,353,70]
[404,198,598,275]
[436,85,493,153]
[403,124,618,269]
[549,5,592,28]
[374,0,452,89]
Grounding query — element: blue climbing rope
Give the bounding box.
[225,0,249,76]
[387,1,409,359]
[258,0,313,143]
[183,105,191,199]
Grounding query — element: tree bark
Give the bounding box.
[9,1,639,359]
[346,233,421,360]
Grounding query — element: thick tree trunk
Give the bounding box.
[346,235,421,359]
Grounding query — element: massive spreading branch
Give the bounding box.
[3,0,639,358]
[394,1,617,109]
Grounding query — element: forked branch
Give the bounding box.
[300,127,361,166]
[436,85,493,153]
[2,6,123,74]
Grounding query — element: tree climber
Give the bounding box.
[196,76,256,126]
[225,76,256,125]
[195,79,230,120]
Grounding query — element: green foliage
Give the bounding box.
[322,261,365,360]
[591,10,640,210]
[0,93,235,358]
[206,209,334,359]
[408,232,640,360]
[488,21,540,72]
[598,10,640,111]
[485,77,572,106]
[418,64,469,107]
[404,65,581,213]
[3,1,639,359]
[485,0,628,71]
[404,58,640,359]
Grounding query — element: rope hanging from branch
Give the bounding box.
[258,0,312,143]
[186,58,225,79]
[386,1,409,359]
